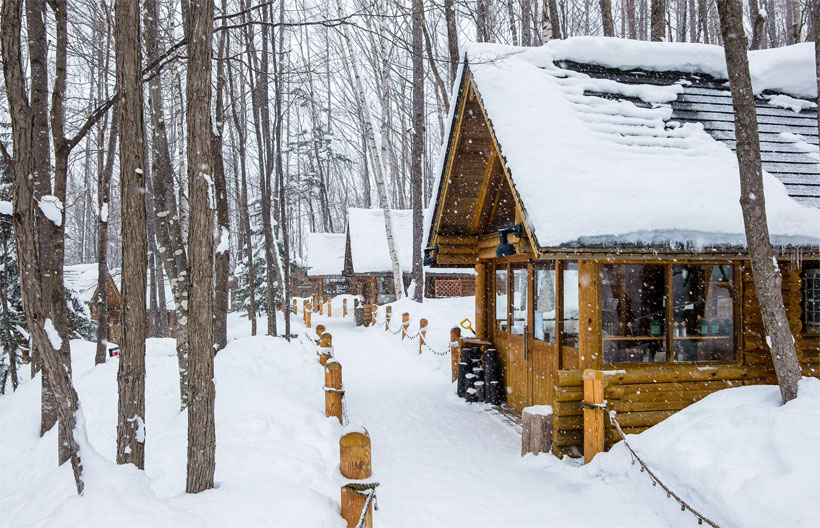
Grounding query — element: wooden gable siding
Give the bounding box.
[560,61,820,209]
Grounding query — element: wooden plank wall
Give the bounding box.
[551,260,820,458]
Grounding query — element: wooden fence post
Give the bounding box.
[370,305,376,326]
[319,333,333,366]
[450,327,461,382]
[583,369,605,464]
[319,296,324,315]
[385,306,392,331]
[343,298,348,318]
[328,298,333,317]
[315,324,326,342]
[325,361,343,423]
[292,299,297,315]
[305,304,312,329]
[340,430,373,528]
[418,318,428,354]
[401,313,409,340]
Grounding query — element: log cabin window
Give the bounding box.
[510,266,528,336]
[803,265,820,334]
[562,261,580,348]
[534,262,557,344]
[495,266,509,332]
[672,264,736,362]
[375,276,396,304]
[601,264,667,364]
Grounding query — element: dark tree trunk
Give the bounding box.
[411,0,424,302]
[748,0,766,49]
[716,0,802,403]
[144,0,190,409]
[651,0,666,40]
[476,0,489,42]
[275,0,291,339]
[115,0,147,469]
[444,0,459,83]
[521,0,532,45]
[212,0,229,352]
[600,0,615,36]
[185,0,216,494]
[95,109,118,365]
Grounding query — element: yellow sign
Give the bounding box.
[460,318,474,334]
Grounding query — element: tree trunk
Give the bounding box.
[650,0,666,40]
[212,0,229,352]
[748,0,766,49]
[521,0,533,45]
[698,0,709,42]
[506,0,519,45]
[144,0,190,409]
[411,0,424,302]
[275,0,291,339]
[0,230,18,392]
[444,0,459,83]
[95,109,118,365]
[114,0,147,469]
[716,0,801,403]
[476,0,490,42]
[2,0,85,494]
[185,0,216,494]
[600,0,615,36]
[786,0,801,44]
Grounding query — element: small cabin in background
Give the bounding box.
[425,40,820,457]
[64,264,122,343]
[306,232,350,298]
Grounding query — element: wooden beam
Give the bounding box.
[470,153,498,233]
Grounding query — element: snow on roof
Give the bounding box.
[306,232,346,276]
[440,39,820,248]
[64,264,103,305]
[347,208,414,273]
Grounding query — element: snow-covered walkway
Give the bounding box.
[312,313,675,528]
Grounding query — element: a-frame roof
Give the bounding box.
[425,38,820,256]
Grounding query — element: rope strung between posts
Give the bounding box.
[610,411,720,528]
[344,482,379,528]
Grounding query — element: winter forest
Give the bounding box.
[1,0,819,525]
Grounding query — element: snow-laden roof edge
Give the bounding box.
[306,232,346,277]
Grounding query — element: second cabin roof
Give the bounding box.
[426,38,820,251]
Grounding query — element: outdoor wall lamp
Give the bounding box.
[423,245,439,266]
[496,224,523,258]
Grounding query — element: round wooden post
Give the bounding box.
[292,298,297,315]
[318,332,333,366]
[450,327,462,382]
[370,305,376,326]
[343,298,348,318]
[319,296,324,315]
[305,304,312,329]
[401,313,409,340]
[328,298,333,318]
[418,318,428,354]
[340,430,373,528]
[583,369,605,464]
[325,361,343,423]
[315,324,326,343]
[385,306,392,331]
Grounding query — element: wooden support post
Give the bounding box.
[340,430,373,528]
[319,333,333,366]
[401,313,409,340]
[319,296,324,315]
[521,406,553,456]
[583,369,605,464]
[328,299,332,318]
[418,318,428,354]
[384,306,392,331]
[475,262,487,340]
[292,299,297,315]
[343,298,348,318]
[305,305,312,329]
[324,361,343,423]
[450,327,461,382]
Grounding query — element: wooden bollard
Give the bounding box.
[328,299,332,318]
[370,305,376,326]
[318,333,333,366]
[384,306,392,331]
[401,313,409,340]
[340,430,374,528]
[450,327,461,382]
[305,305,312,328]
[315,324,326,343]
[343,298,348,317]
[583,369,605,464]
[292,299,297,315]
[324,361,343,423]
[418,318,428,354]
[319,297,324,315]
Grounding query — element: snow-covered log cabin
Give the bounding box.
[424,39,820,457]
[306,232,350,298]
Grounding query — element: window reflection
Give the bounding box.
[510,267,527,336]
[495,267,508,332]
[672,264,735,362]
[534,263,556,344]
[562,262,579,348]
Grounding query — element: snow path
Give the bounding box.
[312,314,676,527]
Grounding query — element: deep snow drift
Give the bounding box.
[1,300,818,527]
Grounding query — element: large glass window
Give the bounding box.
[495,266,508,332]
[534,263,557,343]
[804,265,820,334]
[601,264,667,364]
[510,267,528,336]
[562,262,579,348]
[672,264,735,362]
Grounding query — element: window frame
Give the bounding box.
[802,265,820,336]
[494,262,511,334]
[601,261,741,368]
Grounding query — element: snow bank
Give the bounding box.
[459,41,820,247]
[0,336,344,527]
[589,377,820,528]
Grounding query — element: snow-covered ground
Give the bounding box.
[1,298,818,527]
